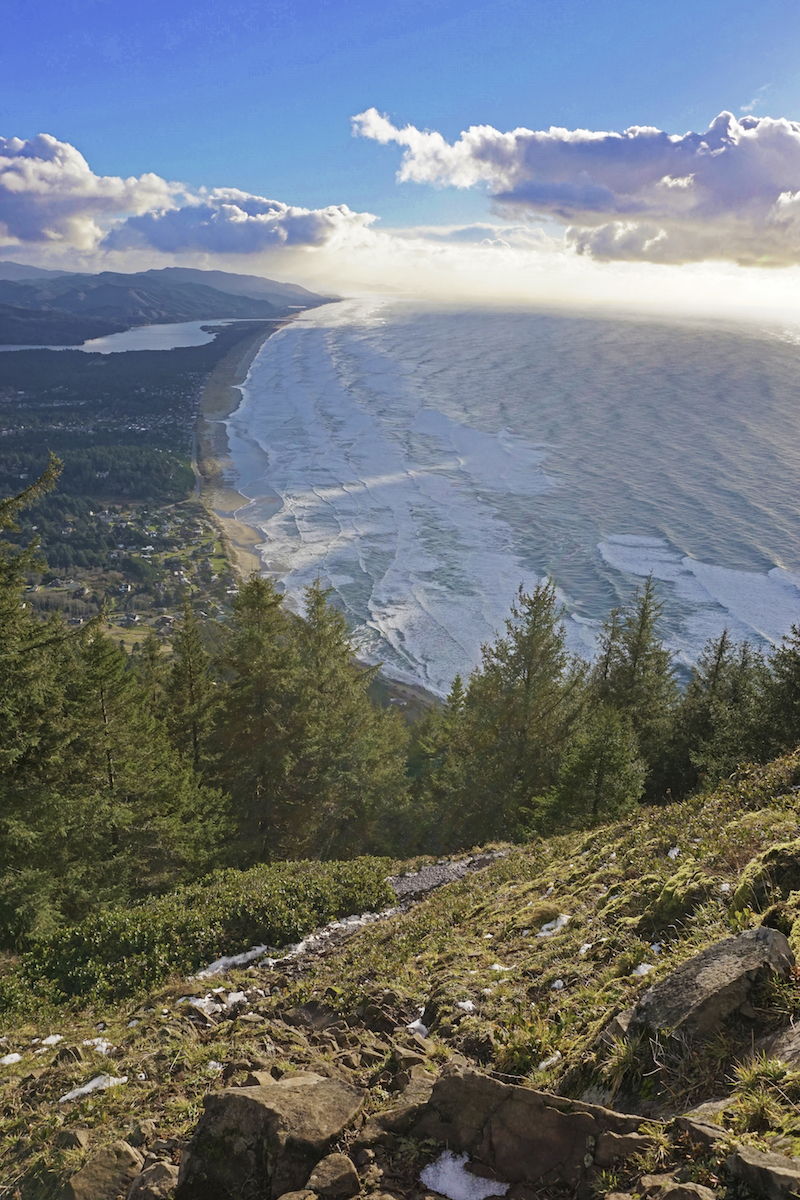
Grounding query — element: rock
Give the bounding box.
[638,1175,675,1194]
[656,1185,716,1200]
[276,1193,315,1200]
[354,1065,437,1149]
[175,1071,365,1200]
[725,1144,800,1200]
[594,1130,655,1167]
[128,1161,180,1200]
[129,1120,158,1148]
[305,1153,360,1199]
[634,865,717,935]
[55,1128,91,1150]
[733,839,800,911]
[756,1023,800,1066]
[61,1140,143,1200]
[411,1067,647,1191]
[629,927,793,1038]
[673,1115,724,1148]
[598,1008,634,1048]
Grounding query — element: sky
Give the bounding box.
[4,0,800,313]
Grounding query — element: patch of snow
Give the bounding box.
[609,852,616,860]
[579,943,593,956]
[650,943,662,955]
[206,1060,224,1075]
[127,1020,139,1028]
[521,929,530,936]
[197,944,269,978]
[226,991,247,1007]
[456,1000,476,1013]
[41,1034,63,1046]
[0,1053,21,1066]
[82,1038,115,1056]
[421,1151,510,1200]
[720,882,731,893]
[190,996,225,1017]
[137,1072,147,1080]
[59,1073,128,1103]
[490,963,510,972]
[544,885,554,896]
[406,1017,429,1038]
[536,913,570,938]
[538,1051,562,1071]
[633,963,655,977]
[668,847,680,860]
[481,988,493,995]
[483,933,494,939]
[550,979,565,990]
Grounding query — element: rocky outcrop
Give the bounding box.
[410,1066,651,1191]
[128,1161,180,1200]
[175,1072,364,1200]
[725,1143,800,1200]
[61,1140,143,1200]
[628,927,793,1038]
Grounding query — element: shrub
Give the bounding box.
[17,857,393,1005]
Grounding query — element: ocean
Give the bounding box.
[225,298,800,696]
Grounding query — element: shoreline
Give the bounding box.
[195,320,286,577]
[194,316,439,717]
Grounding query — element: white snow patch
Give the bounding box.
[537,913,570,938]
[420,1151,510,1200]
[0,1053,21,1066]
[59,1074,128,1103]
[538,1051,562,1071]
[720,882,731,893]
[633,963,655,977]
[197,945,269,978]
[206,1060,224,1075]
[82,1038,115,1056]
[650,943,662,955]
[550,979,565,990]
[456,1000,476,1013]
[579,943,593,957]
[41,1034,63,1046]
[490,963,510,972]
[668,847,680,860]
[406,1018,429,1038]
[226,991,247,1008]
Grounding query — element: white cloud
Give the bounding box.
[0,133,176,249]
[353,108,800,264]
[103,188,377,253]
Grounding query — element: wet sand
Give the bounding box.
[196,321,285,576]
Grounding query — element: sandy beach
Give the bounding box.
[195,320,285,576]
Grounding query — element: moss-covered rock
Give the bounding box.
[732,840,800,913]
[632,864,718,935]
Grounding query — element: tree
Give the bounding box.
[593,576,677,795]
[545,703,645,829]
[437,581,586,845]
[166,603,217,770]
[766,625,800,757]
[669,631,769,795]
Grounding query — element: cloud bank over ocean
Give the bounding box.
[353,108,800,265]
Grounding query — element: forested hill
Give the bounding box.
[0,264,331,344]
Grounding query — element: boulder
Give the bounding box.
[175,1071,365,1200]
[411,1067,647,1192]
[725,1144,800,1200]
[304,1153,359,1199]
[593,1131,655,1167]
[732,840,800,912]
[61,1140,143,1200]
[756,1024,800,1066]
[128,1162,180,1200]
[55,1128,91,1150]
[629,927,793,1038]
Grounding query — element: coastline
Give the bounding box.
[195,320,285,576]
[195,315,439,717]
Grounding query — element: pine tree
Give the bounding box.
[593,576,677,794]
[766,625,800,757]
[452,581,586,844]
[546,704,645,829]
[166,603,217,770]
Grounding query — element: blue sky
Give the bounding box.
[4,0,800,308]
[5,0,800,223]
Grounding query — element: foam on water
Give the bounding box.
[228,299,800,693]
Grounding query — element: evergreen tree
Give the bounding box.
[446,582,586,844]
[669,631,769,795]
[593,576,677,794]
[166,603,217,770]
[544,703,645,829]
[766,625,800,757]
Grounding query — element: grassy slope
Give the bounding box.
[6,752,800,1196]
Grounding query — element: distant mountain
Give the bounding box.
[0,302,125,346]
[141,267,333,306]
[0,268,331,344]
[0,261,73,281]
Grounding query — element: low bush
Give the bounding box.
[17,857,393,1005]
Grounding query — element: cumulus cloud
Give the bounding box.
[353,107,800,264]
[0,133,376,258]
[104,188,377,253]
[0,133,176,249]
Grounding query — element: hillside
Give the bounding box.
[7,753,800,1199]
[0,266,330,344]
